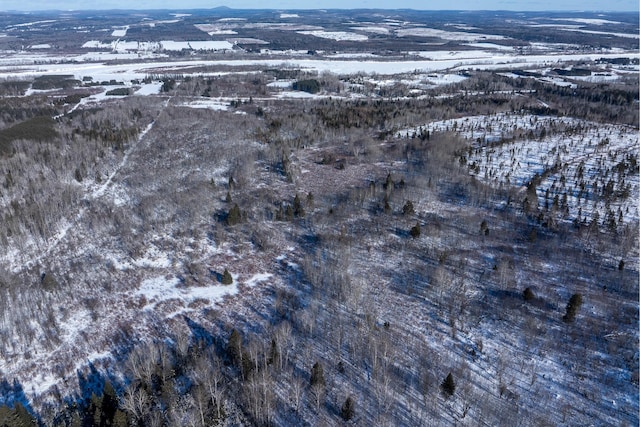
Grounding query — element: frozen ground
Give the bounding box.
[396,26,509,42]
[297,30,368,41]
[400,113,639,227]
[0,51,637,86]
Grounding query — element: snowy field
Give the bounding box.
[297,30,369,41]
[81,39,234,52]
[396,26,509,41]
[0,51,637,85]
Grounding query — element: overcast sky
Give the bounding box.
[2,0,637,11]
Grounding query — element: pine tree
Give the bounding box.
[383,196,391,214]
[480,220,489,235]
[0,402,36,427]
[402,200,415,215]
[227,203,241,226]
[563,293,583,322]
[341,396,355,421]
[293,194,305,217]
[227,329,243,366]
[221,269,233,285]
[441,372,455,397]
[523,287,535,302]
[409,222,421,238]
[113,410,129,427]
[383,172,394,190]
[285,204,294,221]
[310,361,325,387]
[99,381,119,426]
[267,338,280,367]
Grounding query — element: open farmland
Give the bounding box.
[0,7,637,427]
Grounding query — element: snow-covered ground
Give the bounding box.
[551,17,623,25]
[81,39,234,52]
[563,28,640,39]
[297,30,368,41]
[111,26,128,37]
[194,23,238,35]
[0,14,637,423]
[266,80,293,88]
[464,42,515,51]
[400,113,639,227]
[396,27,509,41]
[0,51,637,84]
[159,40,235,51]
[178,98,230,110]
[350,26,390,34]
[134,81,164,96]
[6,20,56,28]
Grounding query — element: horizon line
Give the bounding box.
[1,7,638,13]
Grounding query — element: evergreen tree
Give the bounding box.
[87,381,119,427]
[293,194,305,218]
[221,269,233,285]
[480,220,489,235]
[0,403,36,427]
[402,200,415,215]
[340,396,355,421]
[89,392,102,426]
[409,222,421,238]
[310,361,325,387]
[112,410,129,427]
[267,338,280,367]
[563,293,583,322]
[523,287,535,302]
[227,203,241,226]
[285,204,294,221]
[441,372,455,397]
[226,329,243,366]
[383,196,391,214]
[292,79,321,94]
[383,173,394,190]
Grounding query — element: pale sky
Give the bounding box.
[2,0,638,11]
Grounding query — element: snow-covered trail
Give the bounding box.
[52,97,86,120]
[92,120,155,199]
[14,100,168,273]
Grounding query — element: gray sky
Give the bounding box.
[2,0,638,11]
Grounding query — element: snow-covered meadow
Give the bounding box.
[0,50,637,92]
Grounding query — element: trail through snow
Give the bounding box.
[93,120,155,199]
[16,104,164,273]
